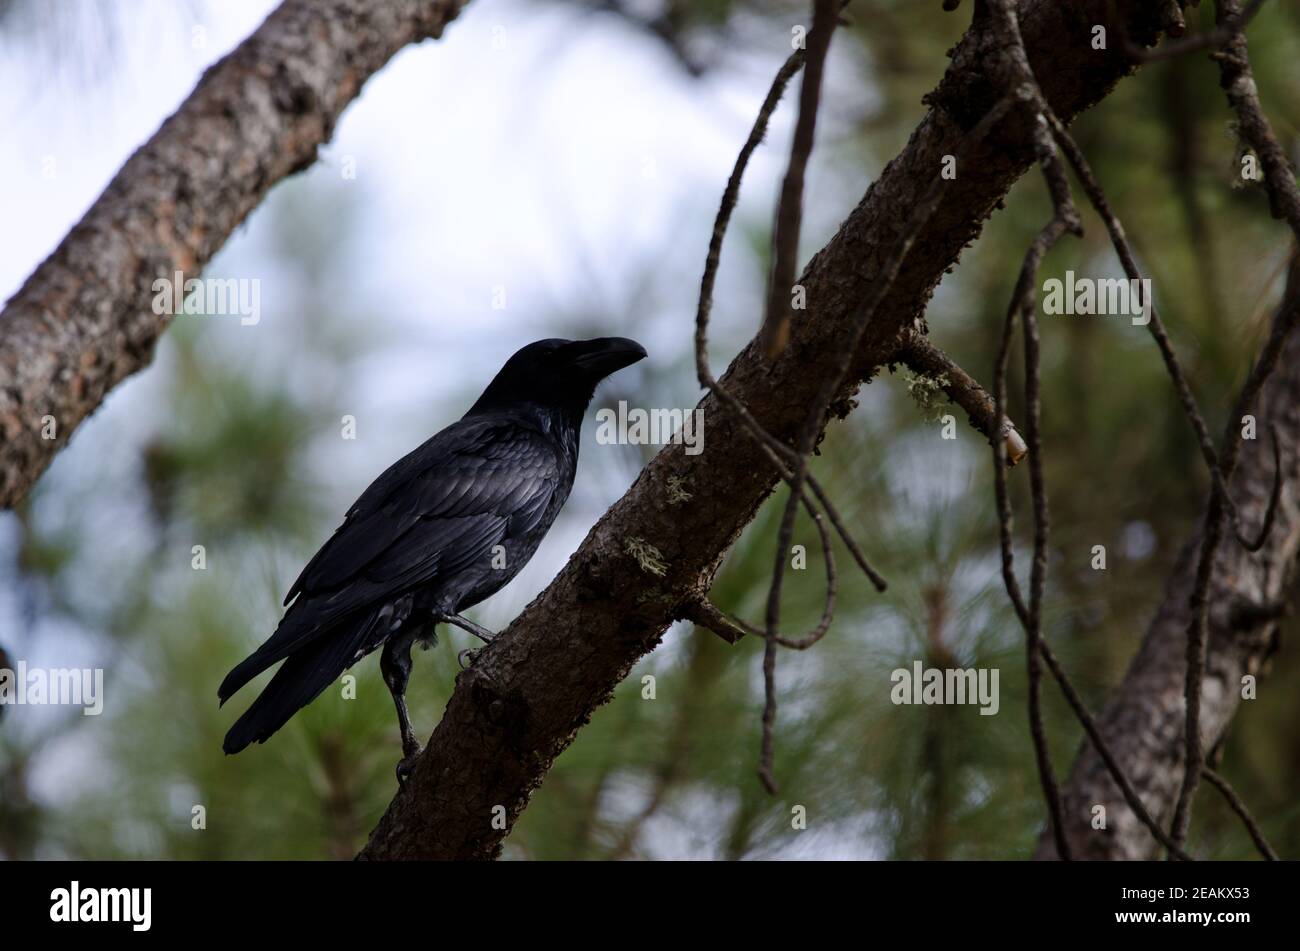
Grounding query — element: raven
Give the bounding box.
[219,337,646,778]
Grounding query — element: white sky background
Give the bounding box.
[0,0,874,350]
[0,0,910,858]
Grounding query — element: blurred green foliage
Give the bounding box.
[2,0,1299,859]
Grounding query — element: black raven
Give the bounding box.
[219,337,646,778]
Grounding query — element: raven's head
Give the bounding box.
[469,337,647,415]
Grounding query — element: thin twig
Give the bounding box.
[685,489,840,650]
[690,27,882,795]
[757,0,845,796]
[1037,641,1194,861]
[1048,118,1239,528]
[1111,0,1268,64]
[985,0,1080,862]
[753,92,1015,791]
[694,6,1016,790]
[692,42,885,590]
[1202,767,1279,861]
[893,330,1028,466]
[760,0,839,360]
[1210,0,1300,238]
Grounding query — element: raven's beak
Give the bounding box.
[566,337,648,379]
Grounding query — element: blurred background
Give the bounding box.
[1,0,1298,860]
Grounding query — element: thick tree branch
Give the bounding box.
[0,0,468,508]
[358,0,1179,860]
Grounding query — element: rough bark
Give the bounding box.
[0,0,468,508]
[358,0,1174,860]
[1037,266,1300,860]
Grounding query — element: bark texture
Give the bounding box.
[0,0,468,508]
[358,0,1173,859]
[1037,272,1300,860]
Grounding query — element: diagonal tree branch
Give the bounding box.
[0,0,469,509]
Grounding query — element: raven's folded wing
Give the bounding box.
[288,415,559,602]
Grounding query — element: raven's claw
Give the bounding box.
[396,744,422,785]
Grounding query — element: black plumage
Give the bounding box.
[219,337,646,775]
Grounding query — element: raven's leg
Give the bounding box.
[439,613,496,644]
[380,632,421,784]
[435,613,497,669]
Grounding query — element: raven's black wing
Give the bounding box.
[218,413,561,706]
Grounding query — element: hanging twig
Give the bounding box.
[983,0,1082,864]
[690,7,884,795]
[760,0,840,360]
[1201,767,1279,861]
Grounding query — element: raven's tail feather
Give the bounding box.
[218,652,272,708]
[218,605,327,706]
[222,615,380,754]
